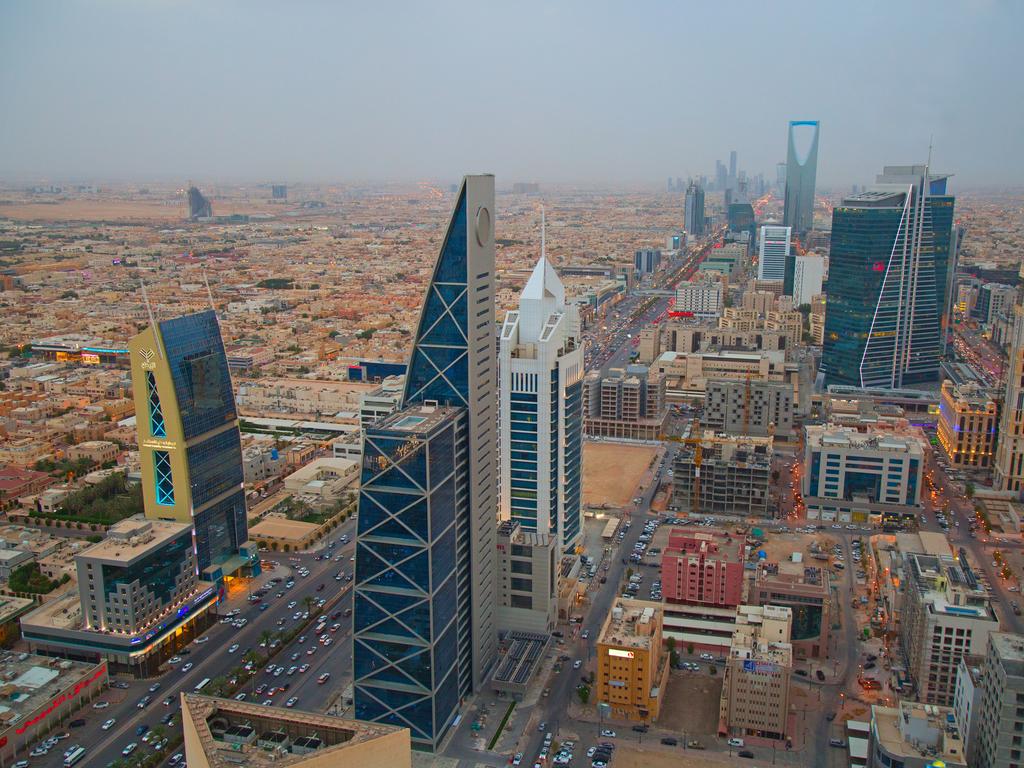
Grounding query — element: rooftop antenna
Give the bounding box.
[541,204,546,262]
[139,279,164,359]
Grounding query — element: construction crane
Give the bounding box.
[662,419,733,518]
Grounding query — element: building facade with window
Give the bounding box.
[353,175,498,751]
[822,167,955,387]
[129,309,254,581]
[496,520,557,634]
[499,248,584,553]
[937,381,998,469]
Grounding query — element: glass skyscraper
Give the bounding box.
[353,175,497,750]
[499,245,585,554]
[129,310,252,580]
[684,180,705,236]
[783,120,819,236]
[822,166,955,388]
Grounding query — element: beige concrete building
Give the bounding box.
[972,632,1024,768]
[283,457,359,500]
[869,700,967,768]
[180,693,411,768]
[718,604,793,741]
[66,439,118,464]
[900,551,999,706]
[595,599,670,723]
[496,520,558,635]
[937,381,998,469]
[995,305,1024,492]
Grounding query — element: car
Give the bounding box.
[195,636,210,644]
[122,743,138,756]
[738,750,755,759]
[592,762,607,768]
[13,761,29,768]
[830,738,847,748]
[235,693,247,701]
[170,754,184,765]
[181,662,193,672]
[600,730,616,738]
[162,695,174,706]
[228,643,240,653]
[581,629,590,639]
[286,697,298,708]
[29,748,48,757]
[631,725,648,733]
[816,669,826,681]
[573,659,582,669]
[538,722,548,732]
[700,653,714,660]
[102,718,116,730]
[728,738,745,748]
[262,699,273,706]
[512,753,524,766]
[70,719,86,728]
[93,700,110,709]
[137,696,151,708]
[318,673,331,684]
[168,655,182,664]
[660,737,677,746]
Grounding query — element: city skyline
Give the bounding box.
[0,2,1021,186]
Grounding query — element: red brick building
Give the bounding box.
[0,465,54,510]
[660,528,744,607]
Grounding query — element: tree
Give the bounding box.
[577,685,590,705]
[626,568,634,581]
[259,630,273,648]
[686,643,694,655]
[965,482,975,499]
[708,665,717,676]
[666,637,676,653]
[670,650,680,668]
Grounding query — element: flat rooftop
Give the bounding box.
[871,701,965,766]
[600,599,661,651]
[374,403,461,435]
[79,516,191,565]
[182,693,409,768]
[0,652,104,728]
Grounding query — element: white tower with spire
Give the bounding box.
[499,209,585,553]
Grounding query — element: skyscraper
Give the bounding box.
[186,185,212,220]
[729,150,737,187]
[994,305,1024,492]
[782,120,819,235]
[352,175,497,750]
[684,180,705,236]
[822,166,955,387]
[499,217,585,553]
[757,225,791,281]
[128,309,252,579]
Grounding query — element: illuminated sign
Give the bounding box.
[138,348,157,371]
[142,438,178,451]
[870,261,886,272]
[742,659,777,674]
[607,649,635,659]
[15,664,107,734]
[81,352,100,366]
[367,437,423,471]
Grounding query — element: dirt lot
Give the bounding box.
[583,442,659,508]
[657,669,723,737]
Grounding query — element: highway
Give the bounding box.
[28,518,358,768]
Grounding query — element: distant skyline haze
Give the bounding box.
[0,0,1020,188]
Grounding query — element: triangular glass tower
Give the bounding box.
[353,176,498,751]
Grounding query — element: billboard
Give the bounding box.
[742,659,778,674]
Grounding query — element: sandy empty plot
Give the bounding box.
[583,442,658,508]
[615,744,748,768]
[658,670,723,736]
[0,199,276,222]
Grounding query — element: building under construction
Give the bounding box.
[671,431,772,517]
[187,185,212,220]
[703,378,793,437]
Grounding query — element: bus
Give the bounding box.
[64,746,87,766]
[194,677,211,692]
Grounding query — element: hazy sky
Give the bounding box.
[1,0,1020,187]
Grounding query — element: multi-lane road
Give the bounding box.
[29,518,358,768]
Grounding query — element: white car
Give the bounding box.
[195,636,210,644]
[122,743,138,756]
[93,700,110,709]
[102,718,116,730]
[228,644,240,653]
[181,662,193,672]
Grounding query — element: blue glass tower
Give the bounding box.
[823,166,955,387]
[130,310,253,580]
[353,175,497,750]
